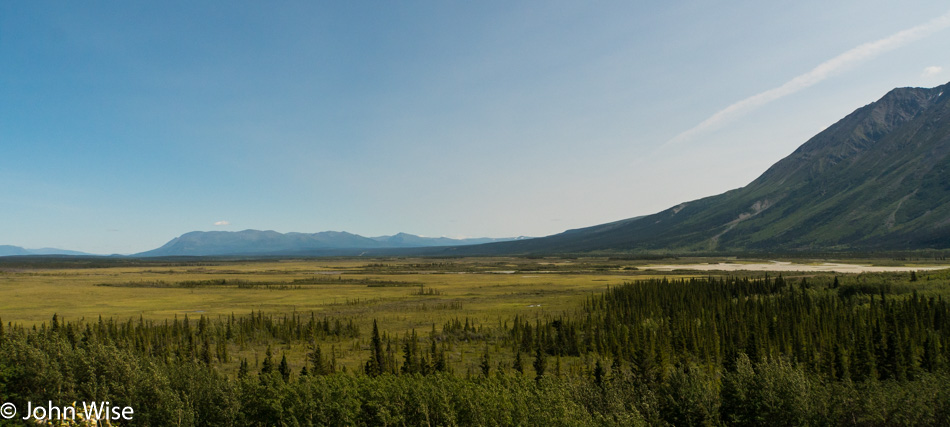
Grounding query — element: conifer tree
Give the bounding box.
[593,359,605,388]
[330,345,338,373]
[238,358,249,380]
[261,346,274,375]
[309,345,327,375]
[366,320,385,376]
[278,354,291,382]
[480,350,491,377]
[434,347,448,373]
[533,345,547,381]
[401,330,420,374]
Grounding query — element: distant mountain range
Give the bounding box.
[132,230,525,257]
[451,82,950,254]
[8,83,949,258]
[0,245,93,256]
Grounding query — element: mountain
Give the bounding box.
[26,248,94,256]
[0,245,93,256]
[371,232,519,247]
[455,82,950,254]
[135,230,522,257]
[0,245,31,256]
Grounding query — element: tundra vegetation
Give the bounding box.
[1,256,949,425]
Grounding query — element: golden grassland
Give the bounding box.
[0,258,645,326]
[1,256,947,374]
[0,257,686,373]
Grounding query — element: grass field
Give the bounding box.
[0,258,648,325]
[0,257,665,374]
[2,256,948,375]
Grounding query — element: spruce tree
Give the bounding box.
[330,345,338,373]
[278,354,291,382]
[593,360,605,387]
[238,358,249,380]
[366,320,385,376]
[434,348,447,373]
[533,345,547,381]
[261,346,274,375]
[309,345,327,375]
[480,351,491,377]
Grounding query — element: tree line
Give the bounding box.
[2,274,950,425]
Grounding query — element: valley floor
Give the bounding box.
[643,260,950,273]
[1,255,950,425]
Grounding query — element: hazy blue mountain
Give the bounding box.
[0,245,31,256]
[454,82,950,254]
[0,245,93,256]
[370,232,520,247]
[135,230,522,257]
[35,82,950,258]
[27,248,95,256]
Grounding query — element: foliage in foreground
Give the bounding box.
[2,273,950,425]
[2,324,950,426]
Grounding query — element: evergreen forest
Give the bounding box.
[2,272,950,425]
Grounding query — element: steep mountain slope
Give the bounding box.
[463,82,950,254]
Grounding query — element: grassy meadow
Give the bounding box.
[3,256,948,374]
[0,257,679,374]
[0,257,658,325]
[3,256,950,425]
[6,255,946,324]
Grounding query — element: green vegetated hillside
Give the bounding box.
[463,82,950,255]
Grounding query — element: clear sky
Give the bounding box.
[3,1,949,254]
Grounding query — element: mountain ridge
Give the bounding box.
[134,230,525,257]
[9,83,949,258]
[441,82,950,255]
[0,245,94,257]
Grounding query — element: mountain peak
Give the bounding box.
[754,83,948,188]
[462,81,950,254]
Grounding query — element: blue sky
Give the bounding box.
[2,1,949,254]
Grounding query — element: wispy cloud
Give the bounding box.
[923,66,944,77]
[665,10,950,148]
[214,220,230,226]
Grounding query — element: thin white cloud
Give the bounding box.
[665,10,950,148]
[214,220,230,226]
[923,66,944,77]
